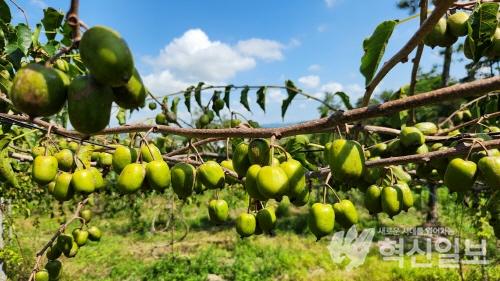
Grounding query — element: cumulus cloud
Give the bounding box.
[145,29,256,82]
[268,89,285,102]
[142,70,190,95]
[320,82,343,94]
[310,81,364,101]
[143,29,286,95]
[298,75,321,88]
[236,39,284,61]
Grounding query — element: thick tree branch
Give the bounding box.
[1,75,498,140]
[365,138,500,167]
[312,138,500,177]
[437,111,500,135]
[362,0,455,106]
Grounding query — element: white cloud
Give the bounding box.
[268,89,285,102]
[308,64,321,72]
[298,75,321,89]
[145,29,256,82]
[311,81,365,102]
[143,29,287,95]
[142,69,190,96]
[237,39,284,61]
[345,83,365,98]
[320,82,343,94]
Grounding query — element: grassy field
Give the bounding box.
[4,186,499,281]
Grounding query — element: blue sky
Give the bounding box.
[10,0,469,125]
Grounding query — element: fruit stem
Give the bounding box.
[139,134,157,161]
[307,143,325,149]
[464,139,479,161]
[189,139,204,163]
[322,185,327,204]
[269,135,276,166]
[326,183,342,203]
[226,138,230,161]
[336,126,344,139]
[272,144,289,161]
[397,12,423,24]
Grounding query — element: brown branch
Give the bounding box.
[361,0,455,106]
[45,0,81,66]
[28,198,89,281]
[1,75,498,140]
[66,0,81,41]
[365,138,500,167]
[437,111,500,135]
[163,156,240,181]
[165,137,225,157]
[321,124,449,141]
[312,138,500,178]
[438,92,499,128]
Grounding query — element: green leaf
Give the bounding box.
[31,23,42,48]
[0,73,11,94]
[333,91,353,110]
[194,82,204,108]
[0,136,19,188]
[0,0,11,23]
[6,47,23,69]
[60,21,72,46]
[41,40,58,56]
[224,84,233,110]
[16,23,31,55]
[256,86,266,112]
[467,2,499,61]
[212,90,223,116]
[171,96,180,114]
[470,101,481,120]
[184,86,194,113]
[281,80,300,118]
[41,7,64,40]
[360,20,397,86]
[0,28,5,51]
[240,86,250,111]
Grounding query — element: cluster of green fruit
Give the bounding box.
[34,209,102,281]
[9,26,147,134]
[424,11,500,58]
[32,143,109,201]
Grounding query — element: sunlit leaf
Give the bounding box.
[256,86,266,112]
[240,86,250,112]
[360,20,397,85]
[281,80,300,118]
[195,82,204,108]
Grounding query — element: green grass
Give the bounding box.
[3,187,499,280]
